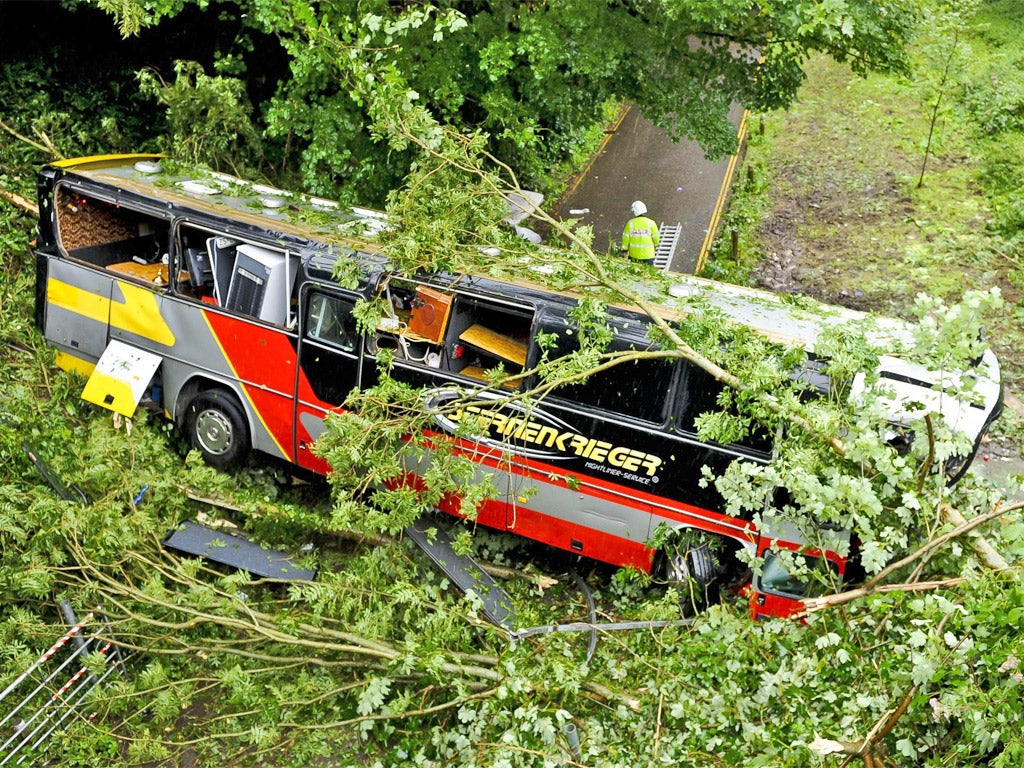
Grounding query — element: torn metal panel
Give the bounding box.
[81,339,161,417]
[405,515,516,630]
[163,520,315,581]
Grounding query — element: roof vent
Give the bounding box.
[134,160,162,174]
[178,180,221,196]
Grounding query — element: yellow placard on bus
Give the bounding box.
[81,340,162,417]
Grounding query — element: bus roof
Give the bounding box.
[46,155,929,355]
[52,154,387,253]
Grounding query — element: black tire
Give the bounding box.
[656,531,722,616]
[184,389,250,470]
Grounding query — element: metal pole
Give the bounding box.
[58,601,88,654]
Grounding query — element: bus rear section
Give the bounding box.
[34,158,312,470]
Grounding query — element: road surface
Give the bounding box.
[551,104,747,274]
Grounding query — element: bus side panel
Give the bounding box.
[42,257,114,369]
[750,590,805,621]
[470,496,656,571]
[496,453,757,571]
[107,279,176,350]
[450,444,657,568]
[198,309,300,463]
[293,407,331,475]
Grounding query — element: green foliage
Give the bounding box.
[87,0,922,204]
[4,192,1024,768]
[0,55,160,172]
[2,2,1024,766]
[95,0,191,37]
[137,60,261,171]
[962,68,1024,136]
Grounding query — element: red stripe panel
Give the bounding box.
[203,310,298,460]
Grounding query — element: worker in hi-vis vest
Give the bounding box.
[621,200,660,266]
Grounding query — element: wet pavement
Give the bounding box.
[551,104,747,274]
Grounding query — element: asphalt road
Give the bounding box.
[552,104,747,274]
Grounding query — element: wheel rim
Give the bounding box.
[194,408,234,456]
[663,540,717,587]
[665,552,692,583]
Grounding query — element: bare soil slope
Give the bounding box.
[751,57,1020,391]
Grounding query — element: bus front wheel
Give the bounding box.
[657,531,722,616]
[184,390,250,470]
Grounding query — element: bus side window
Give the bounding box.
[542,318,674,423]
[306,293,357,352]
[677,364,773,453]
[758,550,841,599]
[677,363,722,433]
[54,186,170,282]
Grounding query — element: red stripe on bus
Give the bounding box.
[202,310,300,460]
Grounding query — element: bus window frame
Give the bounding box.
[296,282,364,409]
[755,545,844,600]
[365,280,538,389]
[53,181,173,281]
[536,308,677,427]
[171,219,300,329]
[671,361,774,459]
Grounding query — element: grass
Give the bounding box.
[713,9,1024,406]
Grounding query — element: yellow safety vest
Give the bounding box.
[622,216,660,261]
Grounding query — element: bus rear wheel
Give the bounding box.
[184,389,250,470]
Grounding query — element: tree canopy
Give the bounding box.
[94,0,921,203]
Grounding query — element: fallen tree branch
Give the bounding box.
[0,116,63,159]
[938,502,1010,572]
[864,502,1019,591]
[811,615,955,768]
[802,503,1020,615]
[0,187,38,215]
[801,577,967,614]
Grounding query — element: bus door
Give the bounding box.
[355,282,538,531]
[501,309,676,565]
[430,289,534,532]
[295,285,363,475]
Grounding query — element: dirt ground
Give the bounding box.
[754,168,915,308]
[743,60,1024,493]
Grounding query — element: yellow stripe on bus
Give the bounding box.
[47,278,176,347]
[55,351,96,377]
[47,278,108,325]
[110,282,176,347]
[50,153,165,169]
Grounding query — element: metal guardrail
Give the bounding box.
[0,602,126,765]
